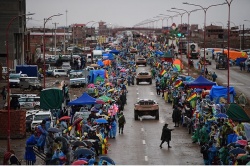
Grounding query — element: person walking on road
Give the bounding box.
[172,105,181,127]
[212,72,217,82]
[118,112,126,134]
[160,123,174,149]
[1,86,6,100]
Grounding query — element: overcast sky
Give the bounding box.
[26,0,250,29]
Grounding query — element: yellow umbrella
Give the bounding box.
[108,88,115,93]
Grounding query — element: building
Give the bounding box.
[0,0,26,68]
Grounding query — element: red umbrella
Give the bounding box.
[236,140,248,146]
[73,118,83,126]
[96,100,105,104]
[87,84,95,88]
[72,160,88,165]
[59,116,71,121]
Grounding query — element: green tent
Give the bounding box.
[98,95,114,102]
[226,103,250,122]
[40,88,63,110]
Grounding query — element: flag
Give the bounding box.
[105,70,109,78]
[160,69,167,76]
[174,80,182,87]
[187,92,197,102]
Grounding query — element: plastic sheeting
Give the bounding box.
[209,85,235,104]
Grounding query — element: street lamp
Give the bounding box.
[6,13,35,152]
[225,0,234,104]
[167,10,186,62]
[159,14,178,27]
[155,15,171,28]
[183,2,226,71]
[43,13,63,89]
[171,8,200,76]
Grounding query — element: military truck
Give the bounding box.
[134,99,159,120]
[216,54,228,69]
[136,71,152,85]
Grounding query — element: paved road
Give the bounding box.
[107,65,203,165]
[180,55,250,99]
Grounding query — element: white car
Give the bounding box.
[67,47,75,51]
[18,96,40,110]
[49,48,61,52]
[31,111,54,131]
[52,69,68,78]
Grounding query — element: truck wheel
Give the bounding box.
[155,110,159,120]
[149,79,152,85]
[134,110,139,120]
[136,81,139,85]
[34,106,40,110]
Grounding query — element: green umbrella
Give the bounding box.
[98,95,114,102]
[95,76,104,83]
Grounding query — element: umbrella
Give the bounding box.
[73,118,83,126]
[120,68,126,72]
[96,100,105,104]
[229,147,246,155]
[48,127,60,133]
[74,148,95,158]
[72,160,88,165]
[98,95,114,103]
[90,107,99,113]
[215,113,228,118]
[108,88,115,93]
[73,141,87,148]
[99,156,115,165]
[237,153,248,160]
[87,84,95,88]
[105,82,113,86]
[99,114,109,119]
[54,137,69,153]
[82,140,94,147]
[109,49,120,55]
[95,118,108,124]
[236,140,248,146]
[173,59,183,72]
[59,116,71,121]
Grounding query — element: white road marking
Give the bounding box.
[222,83,244,86]
[142,140,146,144]
[141,128,144,132]
[145,156,148,161]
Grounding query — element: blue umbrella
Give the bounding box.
[74,148,95,159]
[47,128,60,133]
[99,156,115,165]
[109,49,120,55]
[215,113,228,118]
[94,118,108,124]
[229,147,246,155]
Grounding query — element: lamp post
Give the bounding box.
[183,2,226,71]
[6,13,35,152]
[167,10,185,62]
[43,14,63,89]
[159,14,177,27]
[171,8,200,76]
[226,0,234,104]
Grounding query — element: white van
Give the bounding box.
[87,54,92,63]
[52,69,68,78]
[31,111,54,131]
[61,62,71,71]
[18,96,40,110]
[92,50,103,62]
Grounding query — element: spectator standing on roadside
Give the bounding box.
[212,72,217,82]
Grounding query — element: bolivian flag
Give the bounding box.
[160,69,167,76]
[174,80,182,87]
[187,92,197,102]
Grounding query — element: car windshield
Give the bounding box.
[139,73,148,75]
[34,114,50,121]
[138,101,155,105]
[9,74,20,79]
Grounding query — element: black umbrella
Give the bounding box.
[54,137,69,154]
[99,156,115,165]
[82,140,94,147]
[74,148,95,159]
[73,141,87,147]
[48,127,60,133]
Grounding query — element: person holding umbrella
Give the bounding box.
[118,112,126,134]
[159,123,174,149]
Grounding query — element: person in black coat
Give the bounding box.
[172,105,181,127]
[160,123,174,149]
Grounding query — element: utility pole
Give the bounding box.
[52,22,59,56]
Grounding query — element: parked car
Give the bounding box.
[49,48,61,52]
[9,73,28,88]
[18,96,40,110]
[31,111,55,131]
[19,77,42,90]
[52,69,68,78]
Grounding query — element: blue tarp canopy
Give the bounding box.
[235,58,247,66]
[103,53,114,60]
[97,60,104,67]
[186,75,216,86]
[88,70,106,83]
[109,49,120,55]
[155,51,164,56]
[209,85,236,104]
[68,92,97,106]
